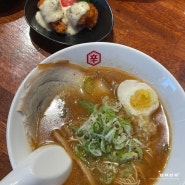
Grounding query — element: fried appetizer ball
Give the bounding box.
[37,0,67,34]
[77,3,98,30]
[37,0,98,34]
[50,20,67,34]
[37,0,45,7]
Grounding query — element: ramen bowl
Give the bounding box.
[7,42,185,185]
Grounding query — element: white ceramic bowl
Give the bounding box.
[7,42,185,185]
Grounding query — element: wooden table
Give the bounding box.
[0,0,185,179]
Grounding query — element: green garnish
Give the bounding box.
[74,97,143,162]
[83,76,95,94]
[72,97,144,184]
[78,98,95,113]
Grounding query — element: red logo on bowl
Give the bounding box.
[87,51,101,66]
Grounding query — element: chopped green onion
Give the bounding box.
[72,96,144,184]
[78,98,95,113]
[83,76,95,94]
[93,121,103,134]
[104,127,116,143]
[88,140,102,156]
[119,152,138,163]
[119,164,133,178]
[99,163,117,184]
[119,118,133,136]
[134,145,143,159]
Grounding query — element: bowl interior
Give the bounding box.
[7,42,185,185]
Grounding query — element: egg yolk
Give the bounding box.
[130,89,151,110]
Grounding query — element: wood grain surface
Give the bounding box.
[0,0,185,180]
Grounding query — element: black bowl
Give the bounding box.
[24,0,114,45]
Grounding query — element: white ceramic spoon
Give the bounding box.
[0,145,72,185]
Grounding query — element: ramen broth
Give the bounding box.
[32,63,170,185]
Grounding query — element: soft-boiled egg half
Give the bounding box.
[117,80,159,116]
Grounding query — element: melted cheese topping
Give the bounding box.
[35,0,90,35]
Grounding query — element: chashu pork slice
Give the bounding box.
[17,60,85,145]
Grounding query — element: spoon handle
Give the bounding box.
[0,145,72,185]
[0,167,36,185]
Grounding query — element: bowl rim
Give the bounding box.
[7,42,185,185]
